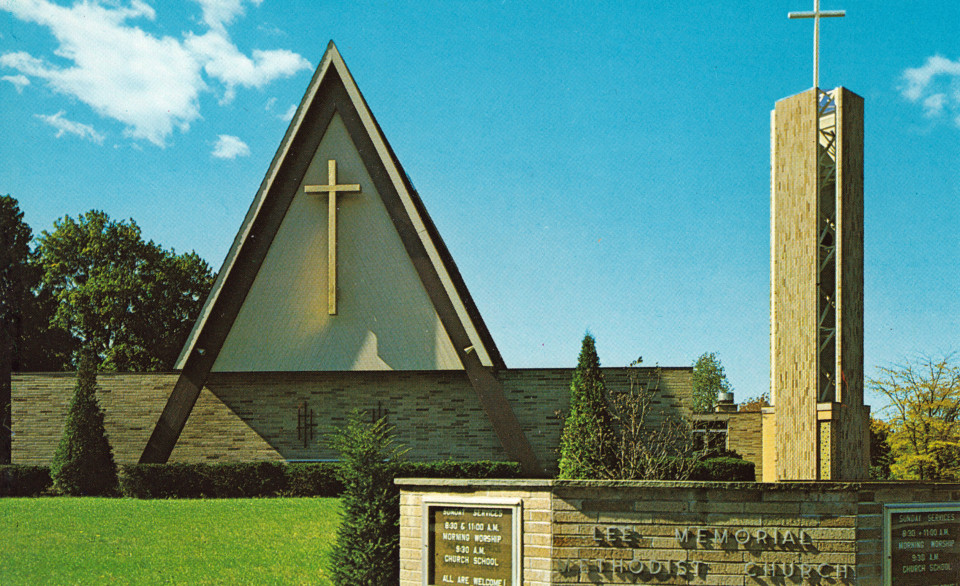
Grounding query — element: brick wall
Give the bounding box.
[399,479,960,585]
[11,373,178,465]
[727,411,763,479]
[11,367,697,470]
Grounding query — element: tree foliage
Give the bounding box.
[557,334,616,479]
[35,210,215,370]
[738,392,770,413]
[328,410,407,586]
[558,336,710,480]
[871,354,960,481]
[692,352,733,413]
[869,416,894,480]
[0,195,35,463]
[50,352,118,495]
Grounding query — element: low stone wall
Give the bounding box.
[397,479,960,585]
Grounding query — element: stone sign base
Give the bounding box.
[397,478,960,585]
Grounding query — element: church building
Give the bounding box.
[13,43,737,477]
[12,38,870,481]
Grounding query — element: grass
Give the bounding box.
[0,497,341,585]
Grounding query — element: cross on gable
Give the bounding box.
[305,159,361,315]
[789,0,845,89]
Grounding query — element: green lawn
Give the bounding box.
[0,498,341,585]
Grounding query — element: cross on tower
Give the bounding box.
[789,0,845,89]
[305,159,361,315]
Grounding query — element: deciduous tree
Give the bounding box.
[869,416,894,480]
[871,354,960,480]
[605,365,709,480]
[692,352,733,413]
[35,211,214,370]
[0,195,34,463]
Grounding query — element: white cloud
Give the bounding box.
[922,93,947,118]
[280,103,297,122]
[194,0,262,32]
[1,74,29,92]
[212,134,250,158]
[0,1,309,146]
[900,55,960,127]
[35,110,105,143]
[185,29,309,103]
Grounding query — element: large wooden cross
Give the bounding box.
[789,0,845,89]
[305,159,361,315]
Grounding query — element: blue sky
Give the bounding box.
[0,1,957,414]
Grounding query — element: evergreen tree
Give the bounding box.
[50,352,118,495]
[329,410,407,585]
[557,333,615,479]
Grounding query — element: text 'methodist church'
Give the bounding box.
[12,42,868,480]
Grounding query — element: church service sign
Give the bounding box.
[884,503,960,585]
[423,497,522,586]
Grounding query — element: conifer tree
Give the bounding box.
[329,410,407,585]
[50,352,118,495]
[557,333,615,478]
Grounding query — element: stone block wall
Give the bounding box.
[11,367,697,470]
[398,479,960,585]
[727,411,763,478]
[11,373,178,465]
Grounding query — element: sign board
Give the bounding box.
[885,503,960,585]
[422,497,522,586]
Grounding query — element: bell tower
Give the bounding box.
[768,87,868,480]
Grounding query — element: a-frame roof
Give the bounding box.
[141,43,542,474]
[175,41,504,372]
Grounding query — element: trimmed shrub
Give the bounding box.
[207,462,287,497]
[285,462,342,497]
[117,460,520,499]
[0,465,52,496]
[689,457,756,481]
[120,463,205,498]
[329,411,407,586]
[120,462,287,498]
[49,354,118,496]
[399,460,523,479]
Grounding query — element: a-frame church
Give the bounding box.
[12,43,727,477]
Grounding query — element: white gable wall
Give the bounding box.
[212,112,463,371]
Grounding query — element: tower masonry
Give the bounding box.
[767,87,869,481]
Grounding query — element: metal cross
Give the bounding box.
[789,0,845,89]
[304,159,361,315]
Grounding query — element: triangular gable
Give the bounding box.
[175,42,502,372]
[143,42,542,475]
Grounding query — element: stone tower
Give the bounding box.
[767,87,869,481]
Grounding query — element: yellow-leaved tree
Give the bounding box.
[871,354,960,480]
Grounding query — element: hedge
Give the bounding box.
[689,457,755,481]
[116,460,523,498]
[0,465,52,496]
[119,462,290,498]
[0,459,762,496]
